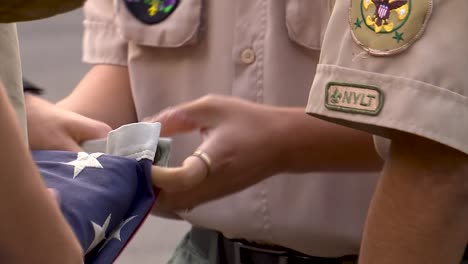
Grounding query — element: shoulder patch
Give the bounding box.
[349,0,432,56]
[124,0,179,25]
[325,82,384,116]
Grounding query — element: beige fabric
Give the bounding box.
[0,24,26,137]
[83,0,379,257]
[307,0,468,156]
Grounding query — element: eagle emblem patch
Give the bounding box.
[350,0,432,56]
[124,0,179,25]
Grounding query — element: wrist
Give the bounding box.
[266,107,307,173]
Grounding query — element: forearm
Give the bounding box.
[360,134,468,264]
[0,85,82,263]
[273,107,382,172]
[58,64,137,129]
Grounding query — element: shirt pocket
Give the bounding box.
[115,0,202,47]
[285,0,333,50]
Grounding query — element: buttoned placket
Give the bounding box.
[231,0,272,243]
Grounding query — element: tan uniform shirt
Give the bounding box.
[307,0,468,157]
[0,24,26,135]
[83,0,379,256]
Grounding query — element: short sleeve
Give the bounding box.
[82,0,128,66]
[306,0,468,155]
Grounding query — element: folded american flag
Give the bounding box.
[32,123,166,263]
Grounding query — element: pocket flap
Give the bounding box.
[285,0,333,50]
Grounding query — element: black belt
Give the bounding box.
[219,235,358,264]
[214,230,467,264]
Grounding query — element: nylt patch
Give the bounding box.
[325,82,384,116]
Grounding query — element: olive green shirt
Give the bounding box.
[0,0,84,22]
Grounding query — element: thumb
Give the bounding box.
[68,114,112,144]
[148,95,226,137]
[151,155,208,192]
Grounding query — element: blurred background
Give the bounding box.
[17,9,190,264]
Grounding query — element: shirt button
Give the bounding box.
[241,48,256,64]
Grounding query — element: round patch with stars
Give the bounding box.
[124,0,179,25]
[350,0,433,56]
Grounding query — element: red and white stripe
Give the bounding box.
[378,5,389,18]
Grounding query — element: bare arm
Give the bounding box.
[58,64,137,129]
[26,65,130,151]
[0,83,82,263]
[273,106,382,173]
[148,95,382,210]
[360,134,468,264]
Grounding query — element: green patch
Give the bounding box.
[325,82,384,116]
